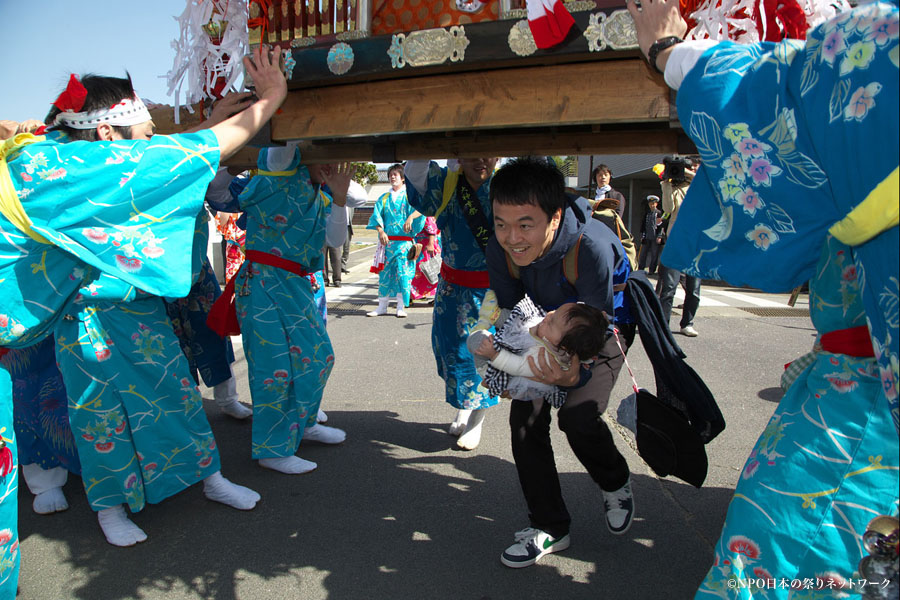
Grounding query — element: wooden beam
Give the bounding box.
[221,127,681,167]
[272,59,669,141]
[149,103,205,135]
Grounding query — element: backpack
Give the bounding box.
[590,199,638,271]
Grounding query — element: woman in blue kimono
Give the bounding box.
[405,158,500,450]
[0,45,287,591]
[1,336,80,516]
[630,1,898,595]
[224,147,351,475]
[366,163,425,318]
[165,166,251,420]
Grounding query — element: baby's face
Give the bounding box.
[537,303,578,348]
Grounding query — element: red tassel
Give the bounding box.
[53,74,88,113]
[0,443,12,479]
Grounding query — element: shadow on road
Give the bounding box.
[19,403,737,600]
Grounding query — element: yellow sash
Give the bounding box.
[0,133,50,244]
[829,167,900,246]
[435,167,461,220]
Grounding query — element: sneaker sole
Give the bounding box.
[500,535,570,568]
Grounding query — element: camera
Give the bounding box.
[662,155,693,184]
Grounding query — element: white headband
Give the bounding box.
[54,96,152,129]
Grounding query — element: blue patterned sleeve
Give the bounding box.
[662,2,899,292]
[367,194,387,230]
[404,161,449,220]
[10,130,220,299]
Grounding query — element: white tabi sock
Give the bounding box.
[303,423,346,444]
[213,377,252,420]
[367,297,389,317]
[97,505,147,547]
[259,456,318,475]
[317,408,328,423]
[203,471,260,510]
[22,463,69,515]
[457,408,487,450]
[396,293,407,318]
[448,408,472,436]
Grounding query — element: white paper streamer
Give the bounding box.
[165,0,250,124]
[684,0,849,43]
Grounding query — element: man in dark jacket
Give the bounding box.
[486,157,634,569]
[638,194,663,274]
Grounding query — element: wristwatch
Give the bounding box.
[647,36,683,74]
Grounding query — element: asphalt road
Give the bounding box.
[16,234,815,600]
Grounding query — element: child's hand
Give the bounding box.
[474,335,498,359]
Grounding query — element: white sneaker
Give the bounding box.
[680,325,699,337]
[500,527,570,568]
[602,479,635,535]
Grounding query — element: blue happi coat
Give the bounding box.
[658,4,899,596]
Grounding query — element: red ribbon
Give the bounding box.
[206,250,311,338]
[53,74,88,113]
[248,0,272,40]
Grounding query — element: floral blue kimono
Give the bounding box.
[657,3,899,596]
[406,163,499,411]
[235,147,335,459]
[1,336,80,474]
[165,184,236,387]
[55,288,221,512]
[367,188,425,306]
[0,129,220,597]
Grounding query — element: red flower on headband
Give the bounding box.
[53,74,88,113]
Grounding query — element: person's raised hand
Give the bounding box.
[527,347,580,387]
[627,0,687,60]
[207,92,255,126]
[403,214,415,233]
[321,162,355,207]
[244,45,287,105]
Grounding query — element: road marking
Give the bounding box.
[701,287,792,308]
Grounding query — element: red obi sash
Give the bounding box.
[388,235,414,242]
[207,250,311,337]
[439,263,490,289]
[820,325,875,358]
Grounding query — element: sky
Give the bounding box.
[1,0,193,123]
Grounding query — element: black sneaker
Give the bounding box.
[500,527,570,568]
[602,479,634,535]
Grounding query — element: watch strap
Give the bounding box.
[648,36,683,74]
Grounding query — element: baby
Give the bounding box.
[468,295,608,409]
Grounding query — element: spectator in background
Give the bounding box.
[592,164,627,220]
[656,157,700,337]
[638,195,663,274]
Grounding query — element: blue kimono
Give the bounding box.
[1,336,80,474]
[657,3,899,595]
[165,175,237,387]
[0,129,220,597]
[235,147,335,459]
[367,188,425,306]
[406,163,499,411]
